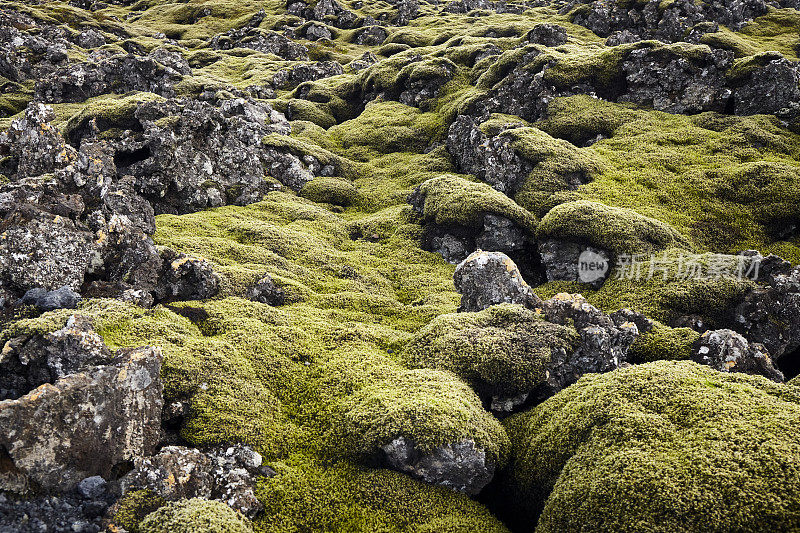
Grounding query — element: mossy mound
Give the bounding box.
[300,177,361,206]
[257,456,510,532]
[537,200,692,256]
[330,365,510,463]
[139,498,253,533]
[411,174,537,231]
[499,361,800,532]
[403,304,579,398]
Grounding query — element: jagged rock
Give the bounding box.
[0,205,98,294]
[272,61,345,89]
[77,476,107,500]
[397,58,455,109]
[538,240,612,286]
[155,249,221,303]
[610,308,655,335]
[0,345,163,493]
[475,215,528,255]
[348,51,380,71]
[454,251,541,312]
[381,437,493,496]
[446,115,532,195]
[442,0,527,14]
[692,329,784,381]
[247,275,286,306]
[732,56,800,117]
[620,46,733,114]
[121,444,273,518]
[572,0,774,43]
[304,23,334,41]
[538,293,639,389]
[35,49,190,103]
[0,103,79,178]
[20,286,82,312]
[354,25,388,45]
[734,264,800,361]
[209,28,310,60]
[526,24,568,46]
[111,97,290,214]
[0,315,112,401]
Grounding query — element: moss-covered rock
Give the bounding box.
[409,174,536,231]
[537,200,691,256]
[499,361,800,532]
[300,177,361,206]
[403,304,579,399]
[139,498,253,533]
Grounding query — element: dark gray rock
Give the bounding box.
[0,315,113,401]
[247,275,286,306]
[272,61,345,89]
[620,46,733,114]
[446,114,532,195]
[526,24,568,46]
[538,239,612,286]
[381,437,494,496]
[454,251,541,312]
[538,293,639,391]
[692,328,784,381]
[111,97,290,214]
[21,286,82,312]
[76,476,107,500]
[354,26,388,45]
[732,56,800,117]
[155,249,221,303]
[304,23,334,41]
[35,49,190,103]
[209,28,309,60]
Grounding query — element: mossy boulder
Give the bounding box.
[403,304,579,400]
[499,361,800,532]
[300,177,361,206]
[139,498,253,533]
[537,200,691,257]
[409,174,537,231]
[332,366,510,465]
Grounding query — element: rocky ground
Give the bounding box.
[1,0,800,531]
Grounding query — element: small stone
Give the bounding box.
[76,476,107,499]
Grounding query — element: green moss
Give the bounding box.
[499,361,800,531]
[403,304,579,398]
[256,456,510,532]
[412,174,537,231]
[112,490,167,533]
[300,177,361,206]
[328,100,445,159]
[139,498,253,533]
[628,323,700,363]
[537,200,691,255]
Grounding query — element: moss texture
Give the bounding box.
[139,498,253,533]
[112,490,167,533]
[500,361,800,532]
